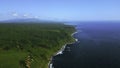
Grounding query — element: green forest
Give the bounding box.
[0,23,75,68]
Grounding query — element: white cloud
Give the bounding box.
[34,16,39,18]
[23,14,34,18]
[12,12,18,17]
[23,14,29,17]
[10,12,40,19]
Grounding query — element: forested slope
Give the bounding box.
[0,23,75,68]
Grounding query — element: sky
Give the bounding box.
[0,0,120,21]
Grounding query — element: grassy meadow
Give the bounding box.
[0,23,75,68]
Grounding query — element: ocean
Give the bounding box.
[52,22,120,68]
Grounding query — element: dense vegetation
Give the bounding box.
[0,23,75,68]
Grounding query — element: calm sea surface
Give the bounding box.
[52,22,120,68]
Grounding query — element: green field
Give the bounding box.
[0,23,75,68]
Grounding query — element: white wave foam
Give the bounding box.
[49,31,79,68]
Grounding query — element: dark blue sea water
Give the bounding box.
[52,22,120,68]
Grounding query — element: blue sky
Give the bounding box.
[0,0,120,21]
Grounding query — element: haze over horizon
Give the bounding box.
[0,0,120,21]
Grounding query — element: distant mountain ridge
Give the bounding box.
[0,18,58,23]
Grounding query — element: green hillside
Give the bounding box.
[0,23,75,68]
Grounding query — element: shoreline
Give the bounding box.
[48,29,79,68]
